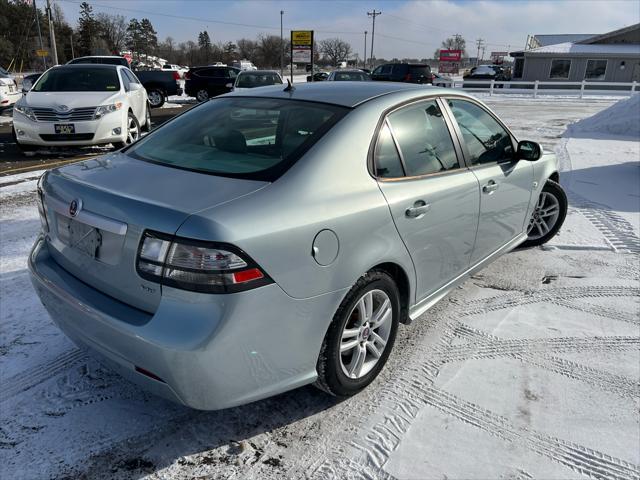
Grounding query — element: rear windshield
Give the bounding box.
[33,68,120,92]
[126,97,349,181]
[236,73,282,88]
[333,72,370,81]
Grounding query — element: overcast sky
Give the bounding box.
[56,0,640,58]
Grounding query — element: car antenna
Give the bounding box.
[283,78,295,92]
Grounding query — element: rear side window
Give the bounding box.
[409,65,430,76]
[447,99,514,165]
[199,68,224,78]
[374,65,392,75]
[374,123,404,178]
[387,100,459,176]
[127,98,348,181]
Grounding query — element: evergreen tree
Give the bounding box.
[126,18,141,60]
[139,18,157,57]
[77,2,97,56]
[198,31,212,64]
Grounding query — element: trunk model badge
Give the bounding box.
[69,199,82,217]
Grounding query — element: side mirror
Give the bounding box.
[225,83,233,89]
[517,140,542,161]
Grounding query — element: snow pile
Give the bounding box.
[568,93,640,137]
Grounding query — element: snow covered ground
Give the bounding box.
[0,96,638,479]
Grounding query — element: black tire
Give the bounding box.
[314,270,400,397]
[12,127,38,152]
[147,88,165,108]
[520,179,568,248]
[142,103,152,132]
[195,89,209,102]
[112,111,140,150]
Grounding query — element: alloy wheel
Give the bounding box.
[148,90,163,108]
[527,191,560,240]
[196,89,209,102]
[126,115,139,144]
[339,289,393,379]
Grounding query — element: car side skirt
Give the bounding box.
[409,232,528,321]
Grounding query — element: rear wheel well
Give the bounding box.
[370,263,411,324]
[549,171,560,183]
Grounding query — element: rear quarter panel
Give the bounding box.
[176,100,418,301]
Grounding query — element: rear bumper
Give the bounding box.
[29,236,346,410]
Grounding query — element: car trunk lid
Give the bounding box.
[41,152,268,313]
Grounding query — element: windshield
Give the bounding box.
[236,73,282,88]
[127,97,348,181]
[333,72,370,81]
[0,67,9,78]
[33,67,120,92]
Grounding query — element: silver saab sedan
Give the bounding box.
[29,82,567,410]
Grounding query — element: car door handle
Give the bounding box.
[482,181,499,194]
[405,201,431,218]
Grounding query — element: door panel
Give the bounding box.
[374,99,480,302]
[378,172,480,302]
[443,98,533,263]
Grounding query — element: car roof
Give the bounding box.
[332,69,368,73]
[225,81,456,107]
[238,70,280,75]
[55,64,122,70]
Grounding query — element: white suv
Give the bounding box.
[12,64,149,151]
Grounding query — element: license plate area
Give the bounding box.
[55,124,75,134]
[67,218,102,258]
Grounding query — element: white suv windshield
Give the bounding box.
[33,68,120,92]
[127,97,348,181]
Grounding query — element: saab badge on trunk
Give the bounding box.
[69,198,82,217]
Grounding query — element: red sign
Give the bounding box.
[439,49,462,62]
[122,53,132,64]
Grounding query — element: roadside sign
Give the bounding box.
[36,49,49,57]
[439,49,462,62]
[491,51,508,64]
[122,53,132,64]
[291,30,313,64]
[439,62,460,74]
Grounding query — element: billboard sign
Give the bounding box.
[490,51,508,64]
[439,49,462,62]
[291,30,313,64]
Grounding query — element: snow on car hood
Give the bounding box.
[23,91,120,109]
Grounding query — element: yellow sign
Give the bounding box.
[36,49,49,57]
[291,31,312,45]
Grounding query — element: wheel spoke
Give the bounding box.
[340,338,359,353]
[371,331,387,348]
[348,345,366,377]
[366,341,382,359]
[540,206,558,217]
[370,298,391,329]
[342,327,359,340]
[357,292,373,325]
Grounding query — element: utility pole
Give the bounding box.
[363,31,367,69]
[280,10,284,77]
[33,0,47,69]
[70,31,75,59]
[367,10,381,70]
[475,38,484,66]
[46,0,58,65]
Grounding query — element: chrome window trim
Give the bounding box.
[369,95,467,182]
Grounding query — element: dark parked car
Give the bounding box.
[133,69,182,108]
[67,56,182,107]
[185,66,241,102]
[306,71,329,82]
[463,65,511,88]
[371,63,433,84]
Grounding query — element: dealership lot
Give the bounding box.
[1,94,638,479]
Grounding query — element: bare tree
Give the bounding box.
[96,13,127,54]
[237,38,258,62]
[319,38,352,67]
[256,34,288,68]
[433,35,467,60]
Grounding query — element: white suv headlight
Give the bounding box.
[94,102,122,119]
[14,103,36,121]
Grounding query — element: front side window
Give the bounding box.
[447,99,514,165]
[585,59,607,80]
[386,100,459,177]
[374,122,404,178]
[120,70,131,91]
[33,67,120,92]
[126,98,348,181]
[549,59,571,79]
[374,65,392,75]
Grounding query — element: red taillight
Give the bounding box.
[172,71,180,81]
[136,231,272,294]
[404,73,412,81]
[232,268,264,284]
